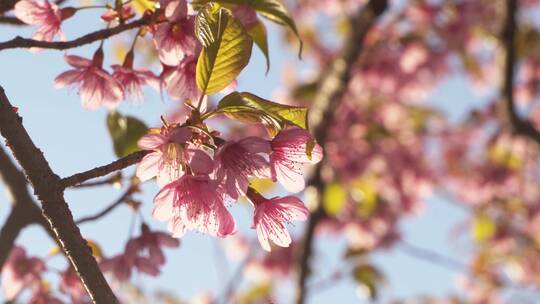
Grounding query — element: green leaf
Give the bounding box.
[353,264,383,300]
[323,182,347,216]
[217,91,308,136]
[248,19,270,73]
[195,3,253,95]
[472,214,496,242]
[107,111,148,158]
[193,0,302,57]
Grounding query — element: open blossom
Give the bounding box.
[1,246,45,300]
[153,0,198,66]
[111,51,160,102]
[250,192,309,251]
[270,128,323,192]
[153,174,237,237]
[162,55,200,102]
[136,125,213,186]
[215,137,271,199]
[14,0,75,42]
[54,49,124,110]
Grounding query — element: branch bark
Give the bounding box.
[75,184,135,225]
[0,86,118,304]
[0,16,24,25]
[0,16,150,51]
[61,150,148,188]
[500,0,540,145]
[295,1,388,303]
[0,145,51,269]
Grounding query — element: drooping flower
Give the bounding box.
[54,49,124,110]
[250,193,309,251]
[153,174,237,237]
[100,5,134,22]
[136,125,213,186]
[153,0,198,66]
[215,137,271,199]
[14,0,75,42]
[132,223,180,265]
[1,246,45,300]
[99,239,159,282]
[162,55,200,102]
[111,51,160,102]
[270,128,323,192]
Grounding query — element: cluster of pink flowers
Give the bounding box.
[100,224,180,281]
[137,125,321,251]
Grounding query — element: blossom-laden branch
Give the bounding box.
[500,0,540,145]
[0,15,150,51]
[0,86,118,303]
[61,150,148,188]
[295,1,388,303]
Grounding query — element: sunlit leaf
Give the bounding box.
[472,214,496,242]
[48,239,103,259]
[323,182,347,216]
[217,91,308,136]
[132,0,157,14]
[350,176,379,217]
[238,283,272,304]
[107,111,148,158]
[249,177,275,193]
[195,3,253,95]
[248,20,270,73]
[193,0,302,56]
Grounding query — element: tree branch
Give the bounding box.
[0,16,24,25]
[0,16,150,51]
[0,145,51,269]
[75,184,135,225]
[295,1,388,303]
[61,151,148,188]
[0,86,118,304]
[500,0,540,145]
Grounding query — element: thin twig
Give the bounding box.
[0,86,118,303]
[0,16,150,51]
[72,172,123,188]
[75,184,135,225]
[0,16,24,25]
[294,1,388,303]
[61,150,148,188]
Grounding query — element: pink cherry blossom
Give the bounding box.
[14,0,75,42]
[28,283,63,304]
[153,174,237,237]
[54,49,124,110]
[1,246,45,300]
[136,125,213,186]
[133,224,180,265]
[100,5,134,22]
[153,0,198,66]
[100,239,159,282]
[251,195,309,251]
[59,267,89,304]
[270,128,323,193]
[162,55,201,102]
[111,51,160,102]
[215,137,271,199]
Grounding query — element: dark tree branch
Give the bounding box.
[61,151,148,188]
[500,0,540,145]
[75,184,135,225]
[0,16,24,25]
[0,16,150,51]
[0,145,52,269]
[0,86,118,304]
[295,1,388,303]
[0,0,19,15]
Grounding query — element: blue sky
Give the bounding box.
[0,7,484,304]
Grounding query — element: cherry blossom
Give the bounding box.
[54,49,124,109]
[111,51,160,102]
[14,0,75,42]
[1,246,45,300]
[270,128,323,193]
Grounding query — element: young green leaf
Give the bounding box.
[248,20,270,73]
[107,111,148,158]
[217,91,308,136]
[323,182,347,216]
[193,0,302,57]
[195,3,253,95]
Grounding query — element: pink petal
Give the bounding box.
[136,152,161,182]
[53,70,83,88]
[153,185,175,221]
[64,54,92,68]
[138,134,167,150]
[272,160,306,193]
[187,149,214,175]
